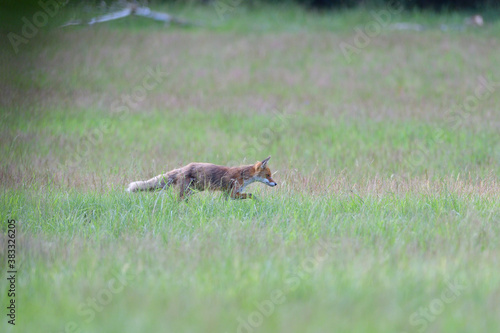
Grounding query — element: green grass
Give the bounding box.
[1,3,500,333]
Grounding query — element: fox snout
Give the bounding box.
[261,177,277,187]
[267,178,277,187]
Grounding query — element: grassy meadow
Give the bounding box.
[1,3,500,333]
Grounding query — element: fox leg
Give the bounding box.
[230,187,252,200]
[234,193,252,199]
[179,177,194,201]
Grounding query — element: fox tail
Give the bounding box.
[126,174,172,193]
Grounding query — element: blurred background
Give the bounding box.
[1,1,500,333]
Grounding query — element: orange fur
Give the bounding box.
[127,157,277,200]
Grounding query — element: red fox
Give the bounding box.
[127,156,277,200]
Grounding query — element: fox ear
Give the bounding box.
[261,156,271,169]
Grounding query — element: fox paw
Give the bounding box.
[249,194,259,201]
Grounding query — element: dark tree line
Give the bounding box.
[303,0,498,10]
[4,0,499,13]
[172,0,499,11]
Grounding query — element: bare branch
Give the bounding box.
[60,3,200,28]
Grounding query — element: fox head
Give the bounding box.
[253,156,277,187]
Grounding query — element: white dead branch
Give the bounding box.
[89,7,133,25]
[134,7,193,26]
[61,3,199,28]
